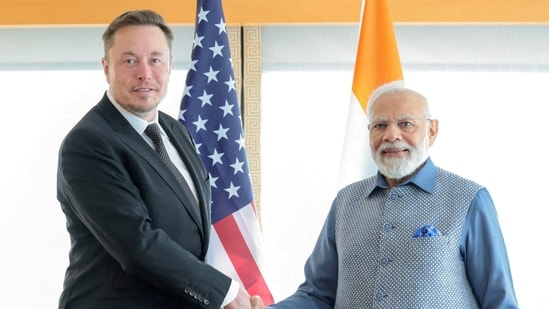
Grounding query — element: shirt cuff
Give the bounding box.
[220,280,240,307]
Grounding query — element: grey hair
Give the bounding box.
[366,80,432,121]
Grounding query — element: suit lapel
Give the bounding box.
[96,95,207,238]
[159,115,211,236]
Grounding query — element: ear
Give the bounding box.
[101,58,110,83]
[427,119,439,146]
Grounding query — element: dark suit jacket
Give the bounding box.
[57,93,231,308]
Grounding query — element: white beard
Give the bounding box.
[372,133,430,179]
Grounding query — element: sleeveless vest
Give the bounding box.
[334,167,481,308]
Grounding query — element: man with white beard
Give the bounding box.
[269,81,519,309]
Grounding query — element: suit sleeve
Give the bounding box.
[58,126,230,308]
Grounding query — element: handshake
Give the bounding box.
[224,287,267,309]
[249,295,266,309]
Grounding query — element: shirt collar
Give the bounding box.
[369,157,436,195]
[106,91,160,135]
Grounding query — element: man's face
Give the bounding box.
[368,91,438,179]
[102,25,171,121]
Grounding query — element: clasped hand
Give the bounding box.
[224,287,266,309]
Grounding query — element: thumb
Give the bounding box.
[250,295,266,309]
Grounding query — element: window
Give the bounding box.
[260,70,549,308]
[2,24,548,308]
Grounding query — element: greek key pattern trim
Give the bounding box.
[243,26,262,215]
[228,26,263,217]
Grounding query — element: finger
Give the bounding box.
[250,295,265,309]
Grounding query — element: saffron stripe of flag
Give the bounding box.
[337,0,403,188]
[179,0,274,304]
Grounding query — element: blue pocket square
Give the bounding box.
[413,224,441,238]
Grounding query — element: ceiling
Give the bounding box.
[1,0,548,26]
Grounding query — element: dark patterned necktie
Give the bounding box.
[144,123,201,222]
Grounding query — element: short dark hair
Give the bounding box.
[102,9,174,58]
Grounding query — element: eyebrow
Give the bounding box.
[120,50,168,57]
[370,114,418,122]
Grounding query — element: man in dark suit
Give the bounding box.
[57,9,262,308]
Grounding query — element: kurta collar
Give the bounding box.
[370,157,437,194]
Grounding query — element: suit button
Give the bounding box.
[204,299,210,305]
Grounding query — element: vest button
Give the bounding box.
[375,292,384,300]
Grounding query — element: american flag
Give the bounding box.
[179,0,274,304]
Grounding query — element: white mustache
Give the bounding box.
[378,142,411,152]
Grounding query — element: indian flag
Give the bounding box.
[337,0,403,188]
